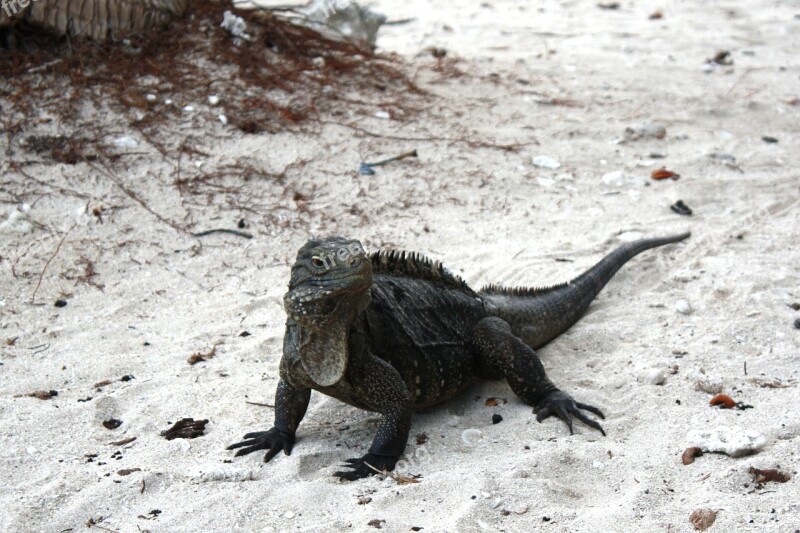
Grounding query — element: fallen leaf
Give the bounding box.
[749,467,790,487]
[21,390,58,400]
[160,418,208,440]
[651,168,680,180]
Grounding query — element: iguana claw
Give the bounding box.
[227,427,295,462]
[333,453,399,481]
[534,390,606,436]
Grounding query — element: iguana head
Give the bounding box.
[284,237,372,385]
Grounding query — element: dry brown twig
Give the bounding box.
[31,225,75,304]
[363,461,421,484]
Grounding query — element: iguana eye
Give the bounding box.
[311,256,325,269]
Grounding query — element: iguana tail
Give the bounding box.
[480,233,689,349]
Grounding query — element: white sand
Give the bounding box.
[1,1,799,532]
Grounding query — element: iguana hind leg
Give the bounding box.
[471,316,605,435]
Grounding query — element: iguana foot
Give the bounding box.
[227,428,295,462]
[534,390,606,436]
[333,452,399,481]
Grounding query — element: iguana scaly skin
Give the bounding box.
[0,0,187,40]
[229,233,689,480]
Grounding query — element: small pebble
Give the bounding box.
[601,170,625,186]
[689,508,717,531]
[146,93,157,102]
[675,299,693,315]
[532,155,561,169]
[113,136,138,148]
[794,318,800,330]
[284,511,295,519]
[671,199,692,216]
[492,414,503,424]
[447,416,460,427]
[54,299,67,308]
[218,114,228,125]
[761,135,779,144]
[183,105,195,113]
[710,50,733,65]
[644,369,666,385]
[208,95,220,106]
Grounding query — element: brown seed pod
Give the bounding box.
[651,168,681,180]
[709,393,735,409]
[682,446,704,465]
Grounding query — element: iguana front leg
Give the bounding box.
[472,316,605,435]
[334,355,412,481]
[228,378,311,462]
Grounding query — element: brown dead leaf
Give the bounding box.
[651,168,680,180]
[749,467,790,487]
[188,341,222,365]
[14,390,58,400]
[161,418,208,440]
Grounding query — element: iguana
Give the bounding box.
[229,233,689,480]
[0,0,187,41]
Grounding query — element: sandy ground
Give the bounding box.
[1,0,799,532]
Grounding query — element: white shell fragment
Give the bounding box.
[686,426,766,458]
[461,428,482,445]
[113,136,138,148]
[644,369,666,385]
[532,155,561,169]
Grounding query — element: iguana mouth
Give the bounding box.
[284,274,370,321]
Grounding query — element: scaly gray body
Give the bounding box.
[230,233,689,479]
